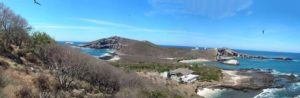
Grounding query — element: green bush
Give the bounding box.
[110,63,189,73]
[31,32,55,46]
[145,90,166,98]
[111,63,223,81]
[189,65,223,81]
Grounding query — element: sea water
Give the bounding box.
[58,41,112,56]
[201,50,300,98]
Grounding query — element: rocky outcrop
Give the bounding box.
[217,48,292,61]
[216,69,298,91]
[80,36,122,49]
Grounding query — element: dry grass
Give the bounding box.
[136,71,201,98]
[0,56,24,69]
[1,68,38,98]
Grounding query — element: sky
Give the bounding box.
[1,0,300,53]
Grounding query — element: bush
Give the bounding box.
[0,3,31,48]
[0,70,7,88]
[189,65,223,81]
[16,86,35,98]
[31,32,55,46]
[110,63,189,73]
[36,74,50,92]
[39,45,122,94]
[0,60,10,69]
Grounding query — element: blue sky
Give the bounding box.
[1,0,300,53]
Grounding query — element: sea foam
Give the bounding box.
[254,82,300,98]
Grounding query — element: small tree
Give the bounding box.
[31,32,55,46]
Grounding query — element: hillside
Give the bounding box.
[81,36,218,63]
[0,3,194,98]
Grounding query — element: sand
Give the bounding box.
[179,58,210,63]
[108,56,120,62]
[222,70,251,85]
[197,88,226,98]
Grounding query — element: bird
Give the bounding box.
[262,30,265,34]
[34,0,41,5]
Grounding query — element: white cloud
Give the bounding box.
[78,18,135,28]
[78,18,193,34]
[34,25,101,30]
[32,18,198,35]
[147,0,253,18]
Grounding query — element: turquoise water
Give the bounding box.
[58,41,111,56]
[79,48,112,56]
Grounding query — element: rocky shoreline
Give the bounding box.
[198,69,298,92]
[217,48,293,61]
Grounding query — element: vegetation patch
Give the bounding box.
[189,65,223,81]
[111,62,223,81]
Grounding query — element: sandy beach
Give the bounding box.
[179,58,210,63]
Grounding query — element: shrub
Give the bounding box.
[0,3,31,47]
[36,74,50,92]
[16,86,35,98]
[189,65,223,81]
[0,70,7,88]
[145,90,166,98]
[110,63,189,73]
[31,32,55,46]
[0,60,10,69]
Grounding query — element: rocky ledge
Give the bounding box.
[80,36,123,49]
[217,48,293,61]
[213,69,298,91]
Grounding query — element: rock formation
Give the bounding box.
[217,48,292,61]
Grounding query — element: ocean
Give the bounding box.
[201,50,300,98]
[59,41,300,98]
[204,50,300,75]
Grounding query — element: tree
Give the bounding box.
[31,32,55,46]
[0,3,31,48]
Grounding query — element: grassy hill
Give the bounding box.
[82,36,218,63]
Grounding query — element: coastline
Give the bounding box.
[196,69,300,98]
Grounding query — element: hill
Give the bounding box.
[81,36,218,63]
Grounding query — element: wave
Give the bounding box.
[256,68,299,77]
[197,88,226,98]
[254,82,300,98]
[294,60,300,62]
